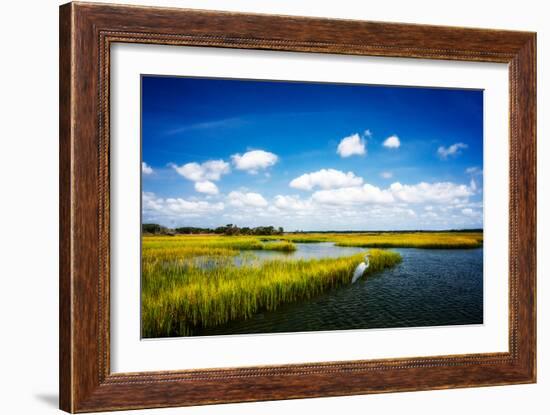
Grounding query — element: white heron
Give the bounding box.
[351,255,370,284]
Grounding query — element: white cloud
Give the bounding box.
[311,181,473,207]
[227,191,268,208]
[437,142,468,159]
[364,129,373,137]
[313,184,395,205]
[470,178,477,192]
[460,208,482,219]
[194,180,219,195]
[165,117,243,135]
[422,211,439,219]
[390,181,473,204]
[380,171,393,179]
[465,167,482,194]
[290,169,363,191]
[383,135,401,149]
[171,159,230,182]
[164,198,224,215]
[142,162,153,175]
[142,192,224,218]
[274,195,313,211]
[337,133,366,157]
[142,191,164,212]
[231,150,278,173]
[466,166,482,175]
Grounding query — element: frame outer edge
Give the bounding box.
[508,33,537,383]
[520,33,537,382]
[532,33,537,383]
[59,2,75,413]
[59,2,537,412]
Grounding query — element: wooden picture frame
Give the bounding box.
[59,2,536,412]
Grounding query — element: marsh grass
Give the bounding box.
[332,232,482,249]
[141,237,401,337]
[259,232,482,248]
[141,231,480,337]
[144,235,297,253]
[365,249,404,273]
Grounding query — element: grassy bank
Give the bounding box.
[141,244,401,338]
[257,231,483,249]
[332,232,482,249]
[144,235,297,252]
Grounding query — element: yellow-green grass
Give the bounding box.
[143,231,483,251]
[141,246,401,338]
[257,231,482,248]
[143,235,296,262]
[331,232,482,249]
[140,232,480,337]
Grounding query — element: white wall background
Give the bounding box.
[0,0,546,414]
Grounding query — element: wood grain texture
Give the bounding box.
[59,2,536,412]
[59,3,73,411]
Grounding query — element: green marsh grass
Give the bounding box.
[141,231,481,337]
[261,231,482,248]
[331,232,482,249]
[143,235,297,253]
[141,235,401,337]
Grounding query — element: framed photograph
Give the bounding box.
[59,2,536,412]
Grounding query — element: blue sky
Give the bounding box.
[141,75,483,231]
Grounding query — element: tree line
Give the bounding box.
[142,223,284,236]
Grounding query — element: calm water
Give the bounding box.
[194,243,483,336]
[235,242,366,264]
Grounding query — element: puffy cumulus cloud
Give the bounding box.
[289,169,363,191]
[231,150,278,174]
[171,159,230,182]
[380,171,393,179]
[437,142,468,159]
[312,184,395,205]
[383,135,401,149]
[337,133,366,157]
[310,181,473,207]
[142,192,224,218]
[142,162,153,175]
[274,195,313,211]
[142,191,164,212]
[163,198,224,215]
[227,191,268,208]
[389,181,473,204]
[194,180,218,195]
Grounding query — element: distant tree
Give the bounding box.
[142,223,162,234]
[149,223,286,236]
[214,226,227,234]
[174,226,214,234]
[224,224,240,236]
